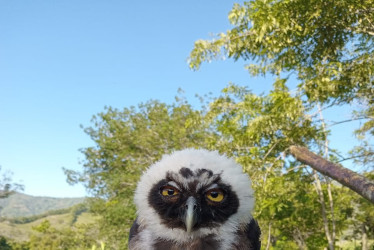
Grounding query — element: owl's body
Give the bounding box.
[129,149,261,250]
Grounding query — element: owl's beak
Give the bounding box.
[184,196,198,233]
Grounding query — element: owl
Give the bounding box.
[129,149,261,250]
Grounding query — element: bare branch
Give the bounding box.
[289,145,374,203]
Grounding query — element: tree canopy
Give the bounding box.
[0,166,23,199]
[189,0,374,203]
[190,0,373,105]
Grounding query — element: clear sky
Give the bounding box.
[0,1,360,198]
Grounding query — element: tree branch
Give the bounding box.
[336,152,374,163]
[289,145,374,203]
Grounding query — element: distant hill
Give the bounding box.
[0,210,98,242]
[0,192,85,218]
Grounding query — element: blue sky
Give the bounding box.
[0,1,360,198]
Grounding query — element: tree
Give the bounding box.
[28,219,101,250]
[202,84,355,248]
[0,166,24,200]
[0,236,12,250]
[65,99,213,249]
[189,0,374,203]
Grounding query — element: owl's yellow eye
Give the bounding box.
[206,189,224,202]
[161,186,180,197]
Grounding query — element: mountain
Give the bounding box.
[0,192,85,218]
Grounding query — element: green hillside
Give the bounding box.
[0,193,85,218]
[0,193,102,248]
[0,211,98,242]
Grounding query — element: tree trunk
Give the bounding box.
[294,228,307,250]
[325,178,336,245]
[289,145,374,203]
[265,222,271,250]
[313,171,334,250]
[362,223,368,250]
[318,106,336,245]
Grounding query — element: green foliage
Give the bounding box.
[205,82,322,158]
[189,0,374,171]
[190,0,374,104]
[0,236,12,250]
[202,83,360,248]
[9,241,30,250]
[28,219,101,250]
[20,205,99,250]
[350,105,374,169]
[68,203,89,226]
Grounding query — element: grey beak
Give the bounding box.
[184,196,198,233]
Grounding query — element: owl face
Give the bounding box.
[133,149,255,244]
[148,167,240,233]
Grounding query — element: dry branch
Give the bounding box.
[289,145,374,204]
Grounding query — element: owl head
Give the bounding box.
[133,149,255,247]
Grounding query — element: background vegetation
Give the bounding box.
[0,192,84,218]
[1,0,373,249]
